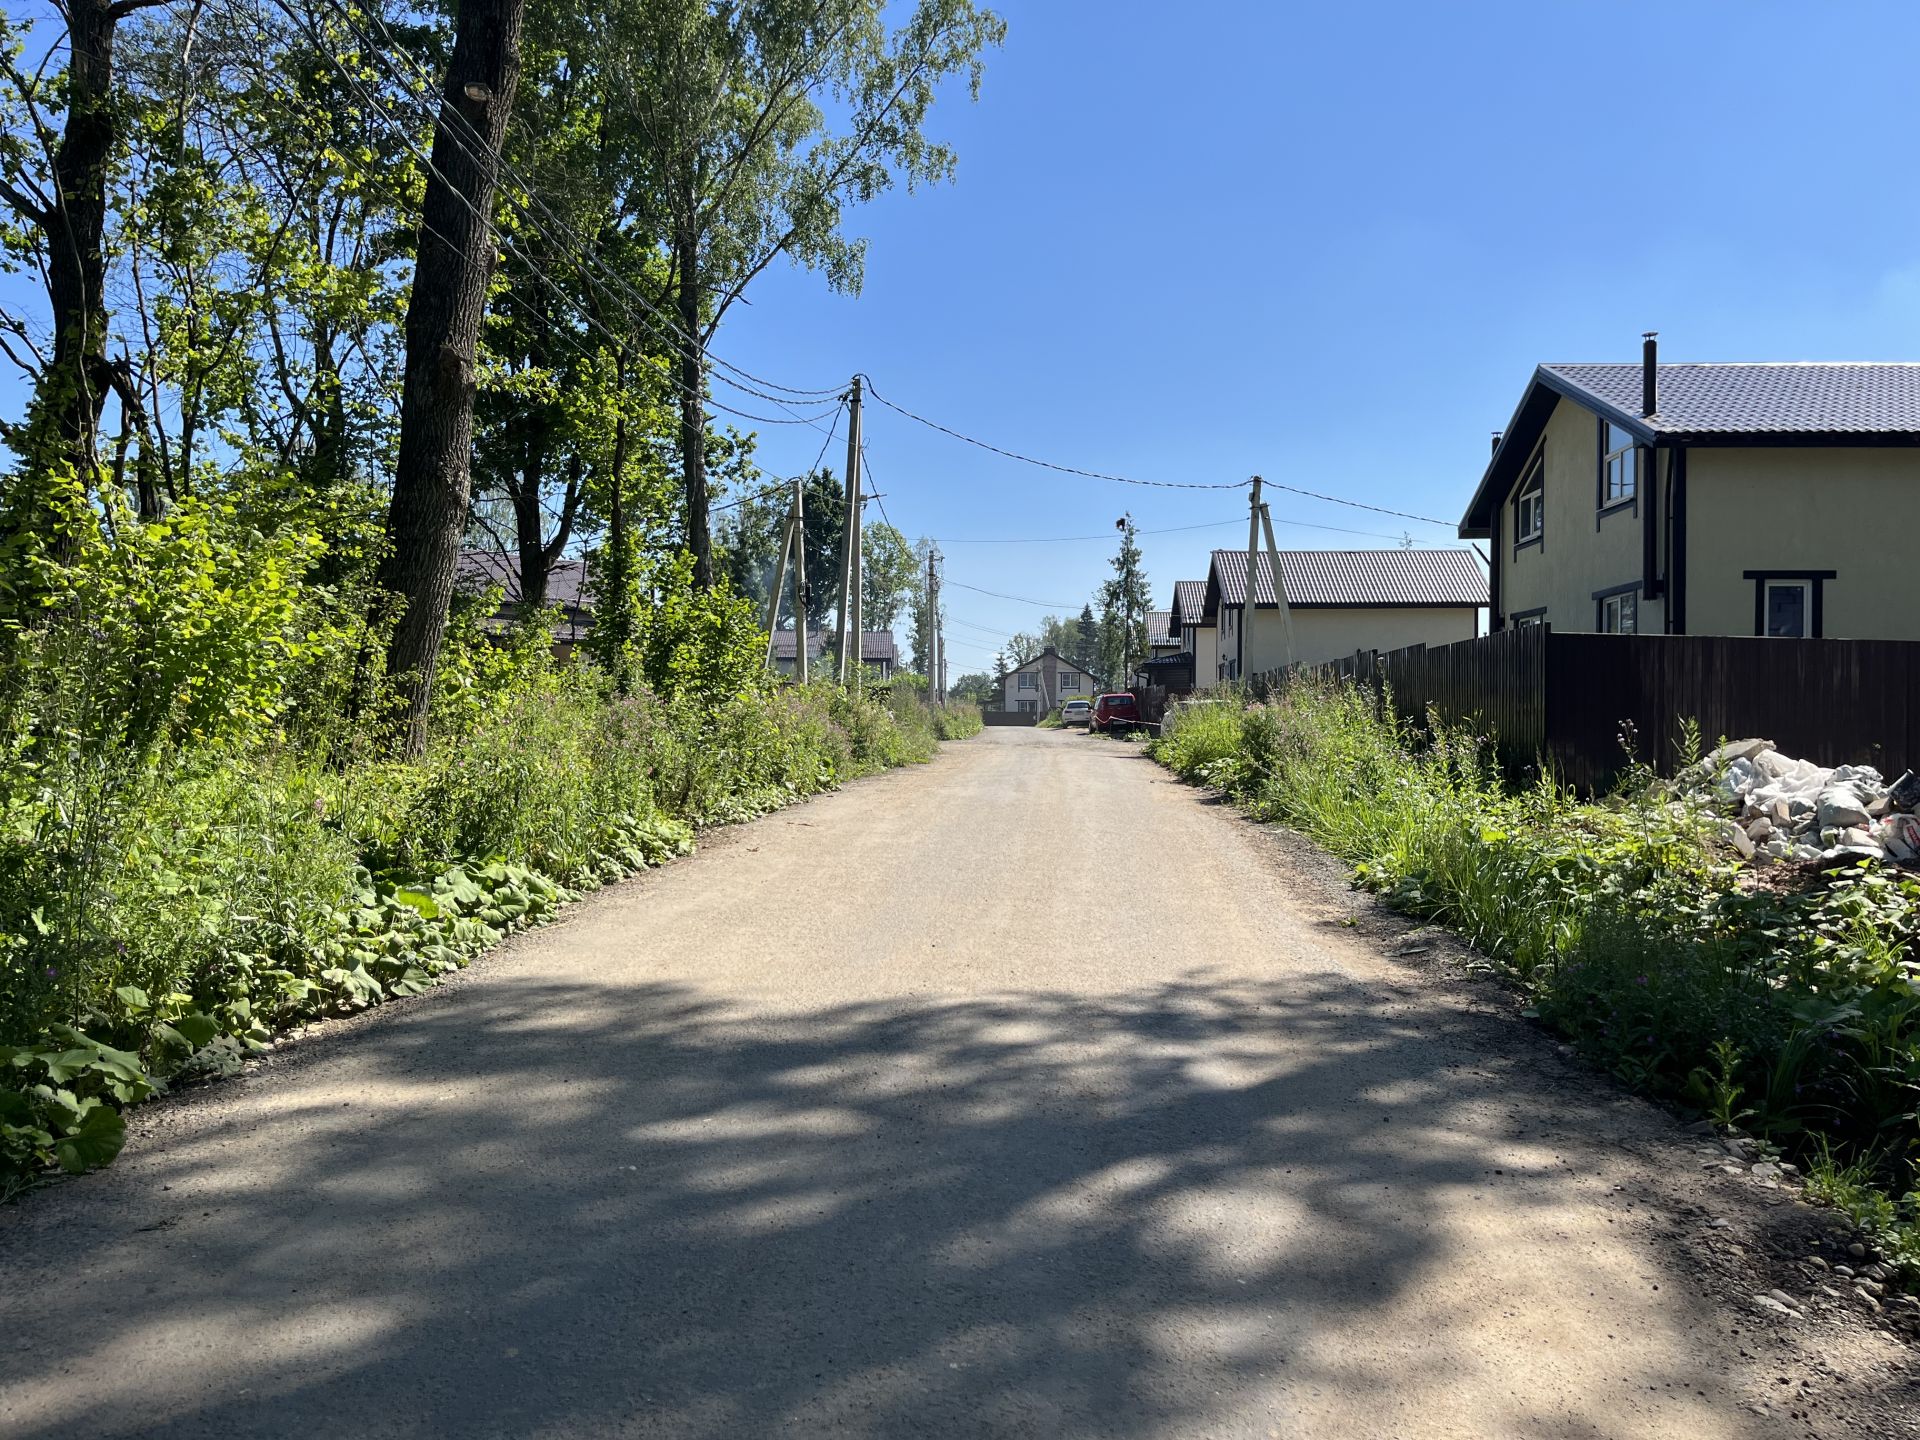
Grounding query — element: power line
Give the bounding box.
[859,377,1248,492]
[944,578,1082,610]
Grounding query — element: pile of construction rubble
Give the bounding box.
[1701,739,1920,867]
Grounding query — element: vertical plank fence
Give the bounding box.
[1257,628,1920,793]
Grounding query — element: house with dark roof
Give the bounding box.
[1200,548,1487,682]
[1001,646,1099,714]
[1459,338,1920,639]
[769,630,898,681]
[456,548,593,648]
[1167,579,1218,688]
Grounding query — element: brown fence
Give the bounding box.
[1259,628,1920,792]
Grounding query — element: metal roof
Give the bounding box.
[1544,362,1920,436]
[770,630,897,661]
[1170,580,1208,628]
[1207,548,1487,610]
[457,548,591,608]
[1145,609,1175,647]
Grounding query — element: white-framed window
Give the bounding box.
[1060,673,1079,691]
[1017,672,1036,689]
[1515,453,1544,543]
[1601,421,1637,506]
[1763,579,1810,638]
[1597,590,1637,634]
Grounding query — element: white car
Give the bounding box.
[1061,699,1092,727]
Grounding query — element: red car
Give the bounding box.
[1091,692,1141,733]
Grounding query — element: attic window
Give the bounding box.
[1601,421,1637,506]
[1514,453,1544,544]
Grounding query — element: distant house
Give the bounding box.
[1167,579,1218,689]
[456,548,592,649]
[1133,607,1194,692]
[1202,548,1487,682]
[1001,646,1100,713]
[770,630,897,681]
[1459,343,1920,639]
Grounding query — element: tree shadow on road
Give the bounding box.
[0,969,1818,1437]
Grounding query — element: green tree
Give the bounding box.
[613,0,1005,588]
[860,521,917,630]
[1096,514,1151,687]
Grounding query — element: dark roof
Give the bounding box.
[770,630,896,662]
[1546,362,1920,436]
[457,548,591,609]
[1146,609,1175,647]
[1170,580,1208,629]
[1204,549,1487,615]
[1007,648,1098,679]
[1461,362,1920,535]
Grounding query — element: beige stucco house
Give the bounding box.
[1001,647,1100,713]
[1200,548,1486,682]
[1459,344,1920,638]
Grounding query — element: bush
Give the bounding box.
[0,550,974,1194]
[1154,675,1920,1270]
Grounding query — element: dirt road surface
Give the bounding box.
[2,728,1915,1438]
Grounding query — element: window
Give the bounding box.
[1060,673,1079,691]
[1515,454,1544,544]
[1597,590,1637,634]
[1017,672,1036,689]
[1512,608,1546,629]
[1601,421,1637,506]
[1744,570,1833,639]
[1764,580,1810,638]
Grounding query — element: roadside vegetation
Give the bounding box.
[1153,678,1920,1271]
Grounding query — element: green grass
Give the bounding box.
[1151,677,1920,1273]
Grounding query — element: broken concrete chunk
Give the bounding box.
[1745,815,1774,842]
[1818,784,1873,830]
[1727,824,1757,859]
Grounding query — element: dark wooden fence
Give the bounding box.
[1258,628,1920,792]
[980,709,1040,727]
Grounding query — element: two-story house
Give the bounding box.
[1459,339,1920,638]
[1200,548,1486,681]
[1000,647,1100,713]
[1168,580,1219,688]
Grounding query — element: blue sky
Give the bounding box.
[8,2,1920,676]
[716,0,1920,673]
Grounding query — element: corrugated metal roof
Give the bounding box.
[1209,549,1487,608]
[770,630,897,661]
[1543,362,1920,435]
[457,548,591,608]
[1170,580,1207,628]
[1146,609,1175,647]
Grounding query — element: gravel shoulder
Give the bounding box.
[1,727,1915,1438]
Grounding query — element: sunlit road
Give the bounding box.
[0,728,1882,1437]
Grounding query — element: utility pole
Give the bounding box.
[932,546,945,703]
[792,477,809,683]
[836,375,863,684]
[1238,474,1262,682]
[762,509,794,670]
[1258,498,1296,668]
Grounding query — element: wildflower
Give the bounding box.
[1634,975,1649,986]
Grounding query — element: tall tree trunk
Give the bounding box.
[377,0,527,757]
[512,424,548,610]
[673,228,711,589]
[23,0,147,489]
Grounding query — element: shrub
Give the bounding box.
[1154,674,1920,1269]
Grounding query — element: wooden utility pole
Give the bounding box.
[1258,499,1296,669]
[835,376,863,683]
[792,478,809,683]
[1238,474,1262,681]
[377,0,528,756]
[762,512,795,670]
[931,546,944,702]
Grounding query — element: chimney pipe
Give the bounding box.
[1490,430,1503,455]
[1641,331,1658,417]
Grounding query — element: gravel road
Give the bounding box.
[2,727,1914,1438]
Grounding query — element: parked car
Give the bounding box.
[1061,699,1092,727]
[1092,692,1141,733]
